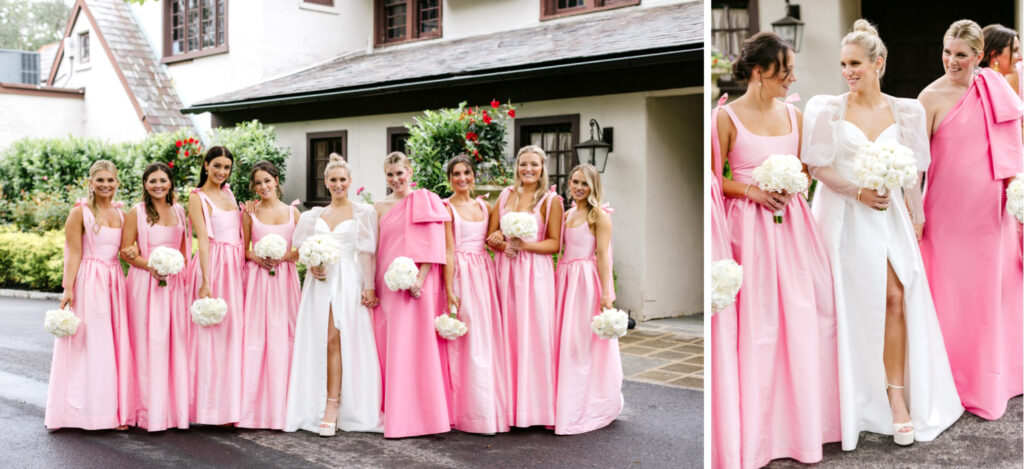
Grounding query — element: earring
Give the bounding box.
[995,60,999,69]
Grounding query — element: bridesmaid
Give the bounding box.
[442,155,511,435]
[981,24,1021,94]
[46,160,134,430]
[553,164,622,435]
[187,145,245,425]
[713,32,840,467]
[918,19,1023,420]
[237,162,301,430]
[373,152,452,438]
[285,153,383,435]
[120,162,191,431]
[486,145,563,429]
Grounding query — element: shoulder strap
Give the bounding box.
[192,188,216,241]
[497,186,514,215]
[134,202,150,258]
[174,203,192,258]
[444,199,461,243]
[539,187,561,240]
[710,94,729,185]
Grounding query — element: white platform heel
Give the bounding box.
[887,383,914,446]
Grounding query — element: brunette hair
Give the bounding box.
[945,19,984,55]
[843,19,888,78]
[569,164,604,235]
[142,162,174,226]
[512,145,550,210]
[197,145,234,189]
[445,154,475,178]
[981,24,1017,67]
[249,160,282,199]
[732,31,793,85]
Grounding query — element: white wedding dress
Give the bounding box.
[803,93,963,450]
[284,204,384,433]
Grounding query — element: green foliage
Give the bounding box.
[404,101,515,198]
[0,229,64,292]
[0,0,69,52]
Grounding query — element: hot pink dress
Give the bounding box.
[444,198,511,434]
[920,68,1024,420]
[553,207,622,435]
[190,188,245,425]
[237,206,300,429]
[127,202,192,431]
[373,189,452,438]
[720,103,841,468]
[45,201,134,430]
[493,186,561,428]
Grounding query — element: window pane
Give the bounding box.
[419,0,439,34]
[558,0,586,9]
[385,0,407,40]
[216,0,225,45]
[187,0,200,52]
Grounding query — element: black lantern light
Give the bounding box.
[574,118,613,173]
[771,0,804,52]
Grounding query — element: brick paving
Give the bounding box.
[621,315,704,390]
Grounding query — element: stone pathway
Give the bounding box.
[621,315,704,390]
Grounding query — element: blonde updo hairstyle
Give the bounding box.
[843,19,888,78]
[512,145,550,210]
[944,19,984,55]
[324,152,350,180]
[569,164,604,235]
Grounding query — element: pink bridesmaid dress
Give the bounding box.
[45,200,135,430]
[373,189,452,438]
[237,206,300,429]
[127,202,192,431]
[920,68,1024,420]
[190,188,245,425]
[719,104,841,468]
[444,198,511,434]
[493,186,561,428]
[552,206,622,435]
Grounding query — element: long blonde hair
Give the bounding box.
[569,164,603,235]
[88,159,118,216]
[512,145,549,210]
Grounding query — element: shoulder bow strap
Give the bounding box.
[710,94,729,185]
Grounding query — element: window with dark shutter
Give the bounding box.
[163,0,228,63]
[306,131,348,206]
[540,0,640,20]
[375,0,443,46]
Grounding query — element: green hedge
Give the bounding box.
[0,229,64,292]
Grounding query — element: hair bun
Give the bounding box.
[853,19,878,36]
[328,152,345,164]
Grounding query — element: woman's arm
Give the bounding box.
[284,206,301,262]
[594,210,614,310]
[485,194,509,254]
[119,207,150,270]
[188,196,213,298]
[242,210,255,262]
[60,207,84,309]
[443,205,459,311]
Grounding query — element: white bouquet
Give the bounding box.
[500,212,538,239]
[43,307,81,338]
[711,259,743,314]
[853,140,917,207]
[591,308,629,340]
[298,234,342,281]
[253,233,288,276]
[435,305,468,340]
[148,246,185,287]
[190,297,228,327]
[751,154,810,224]
[1007,175,1023,223]
[384,256,419,291]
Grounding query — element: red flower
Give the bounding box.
[466,131,478,141]
[184,150,190,157]
[356,186,364,195]
[475,155,482,162]
[507,109,516,118]
[490,99,500,108]
[473,149,480,156]
[482,113,492,125]
[175,140,183,147]
[189,137,196,144]
[168,161,175,168]
[410,181,418,188]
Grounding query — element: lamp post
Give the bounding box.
[574,118,613,172]
[771,0,804,52]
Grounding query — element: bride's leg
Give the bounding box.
[322,305,343,426]
[883,261,911,432]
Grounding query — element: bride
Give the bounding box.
[284,154,384,435]
[802,20,963,450]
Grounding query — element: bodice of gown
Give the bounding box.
[454,214,487,254]
[315,218,356,259]
[148,223,184,251]
[85,226,123,263]
[723,104,801,185]
[562,224,596,262]
[252,216,295,251]
[834,121,899,181]
[208,205,242,245]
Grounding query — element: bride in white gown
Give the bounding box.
[802,20,962,450]
[284,155,384,435]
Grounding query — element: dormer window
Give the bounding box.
[163,0,228,63]
[375,0,442,46]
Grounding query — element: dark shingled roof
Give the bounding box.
[192,2,701,108]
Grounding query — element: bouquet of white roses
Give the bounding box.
[591,308,629,340]
[253,233,287,276]
[147,246,185,287]
[43,307,81,338]
[298,234,342,281]
[190,297,228,327]
[1006,175,1023,223]
[853,140,917,207]
[384,256,419,291]
[500,212,538,239]
[711,259,743,314]
[751,154,810,224]
[435,305,469,340]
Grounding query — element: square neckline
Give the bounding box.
[723,103,797,138]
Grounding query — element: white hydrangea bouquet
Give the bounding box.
[500,212,538,239]
[43,307,81,338]
[853,140,917,209]
[384,256,419,291]
[711,259,743,314]
[435,305,468,340]
[298,234,342,281]
[591,308,629,340]
[253,233,288,276]
[147,246,185,287]
[190,297,228,327]
[1006,174,1023,223]
[751,154,810,224]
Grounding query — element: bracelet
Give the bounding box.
[856,188,863,202]
[744,184,753,199]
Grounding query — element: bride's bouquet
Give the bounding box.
[435,305,468,340]
[591,308,629,340]
[500,212,538,239]
[298,234,342,281]
[711,259,743,314]
[1006,175,1023,223]
[190,297,228,327]
[853,140,917,208]
[147,246,185,287]
[751,154,810,223]
[43,307,81,338]
[253,233,287,276]
[384,256,419,291]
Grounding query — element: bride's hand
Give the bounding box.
[858,188,890,211]
[746,186,786,212]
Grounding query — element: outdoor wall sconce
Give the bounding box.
[771,0,804,52]
[574,119,613,173]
